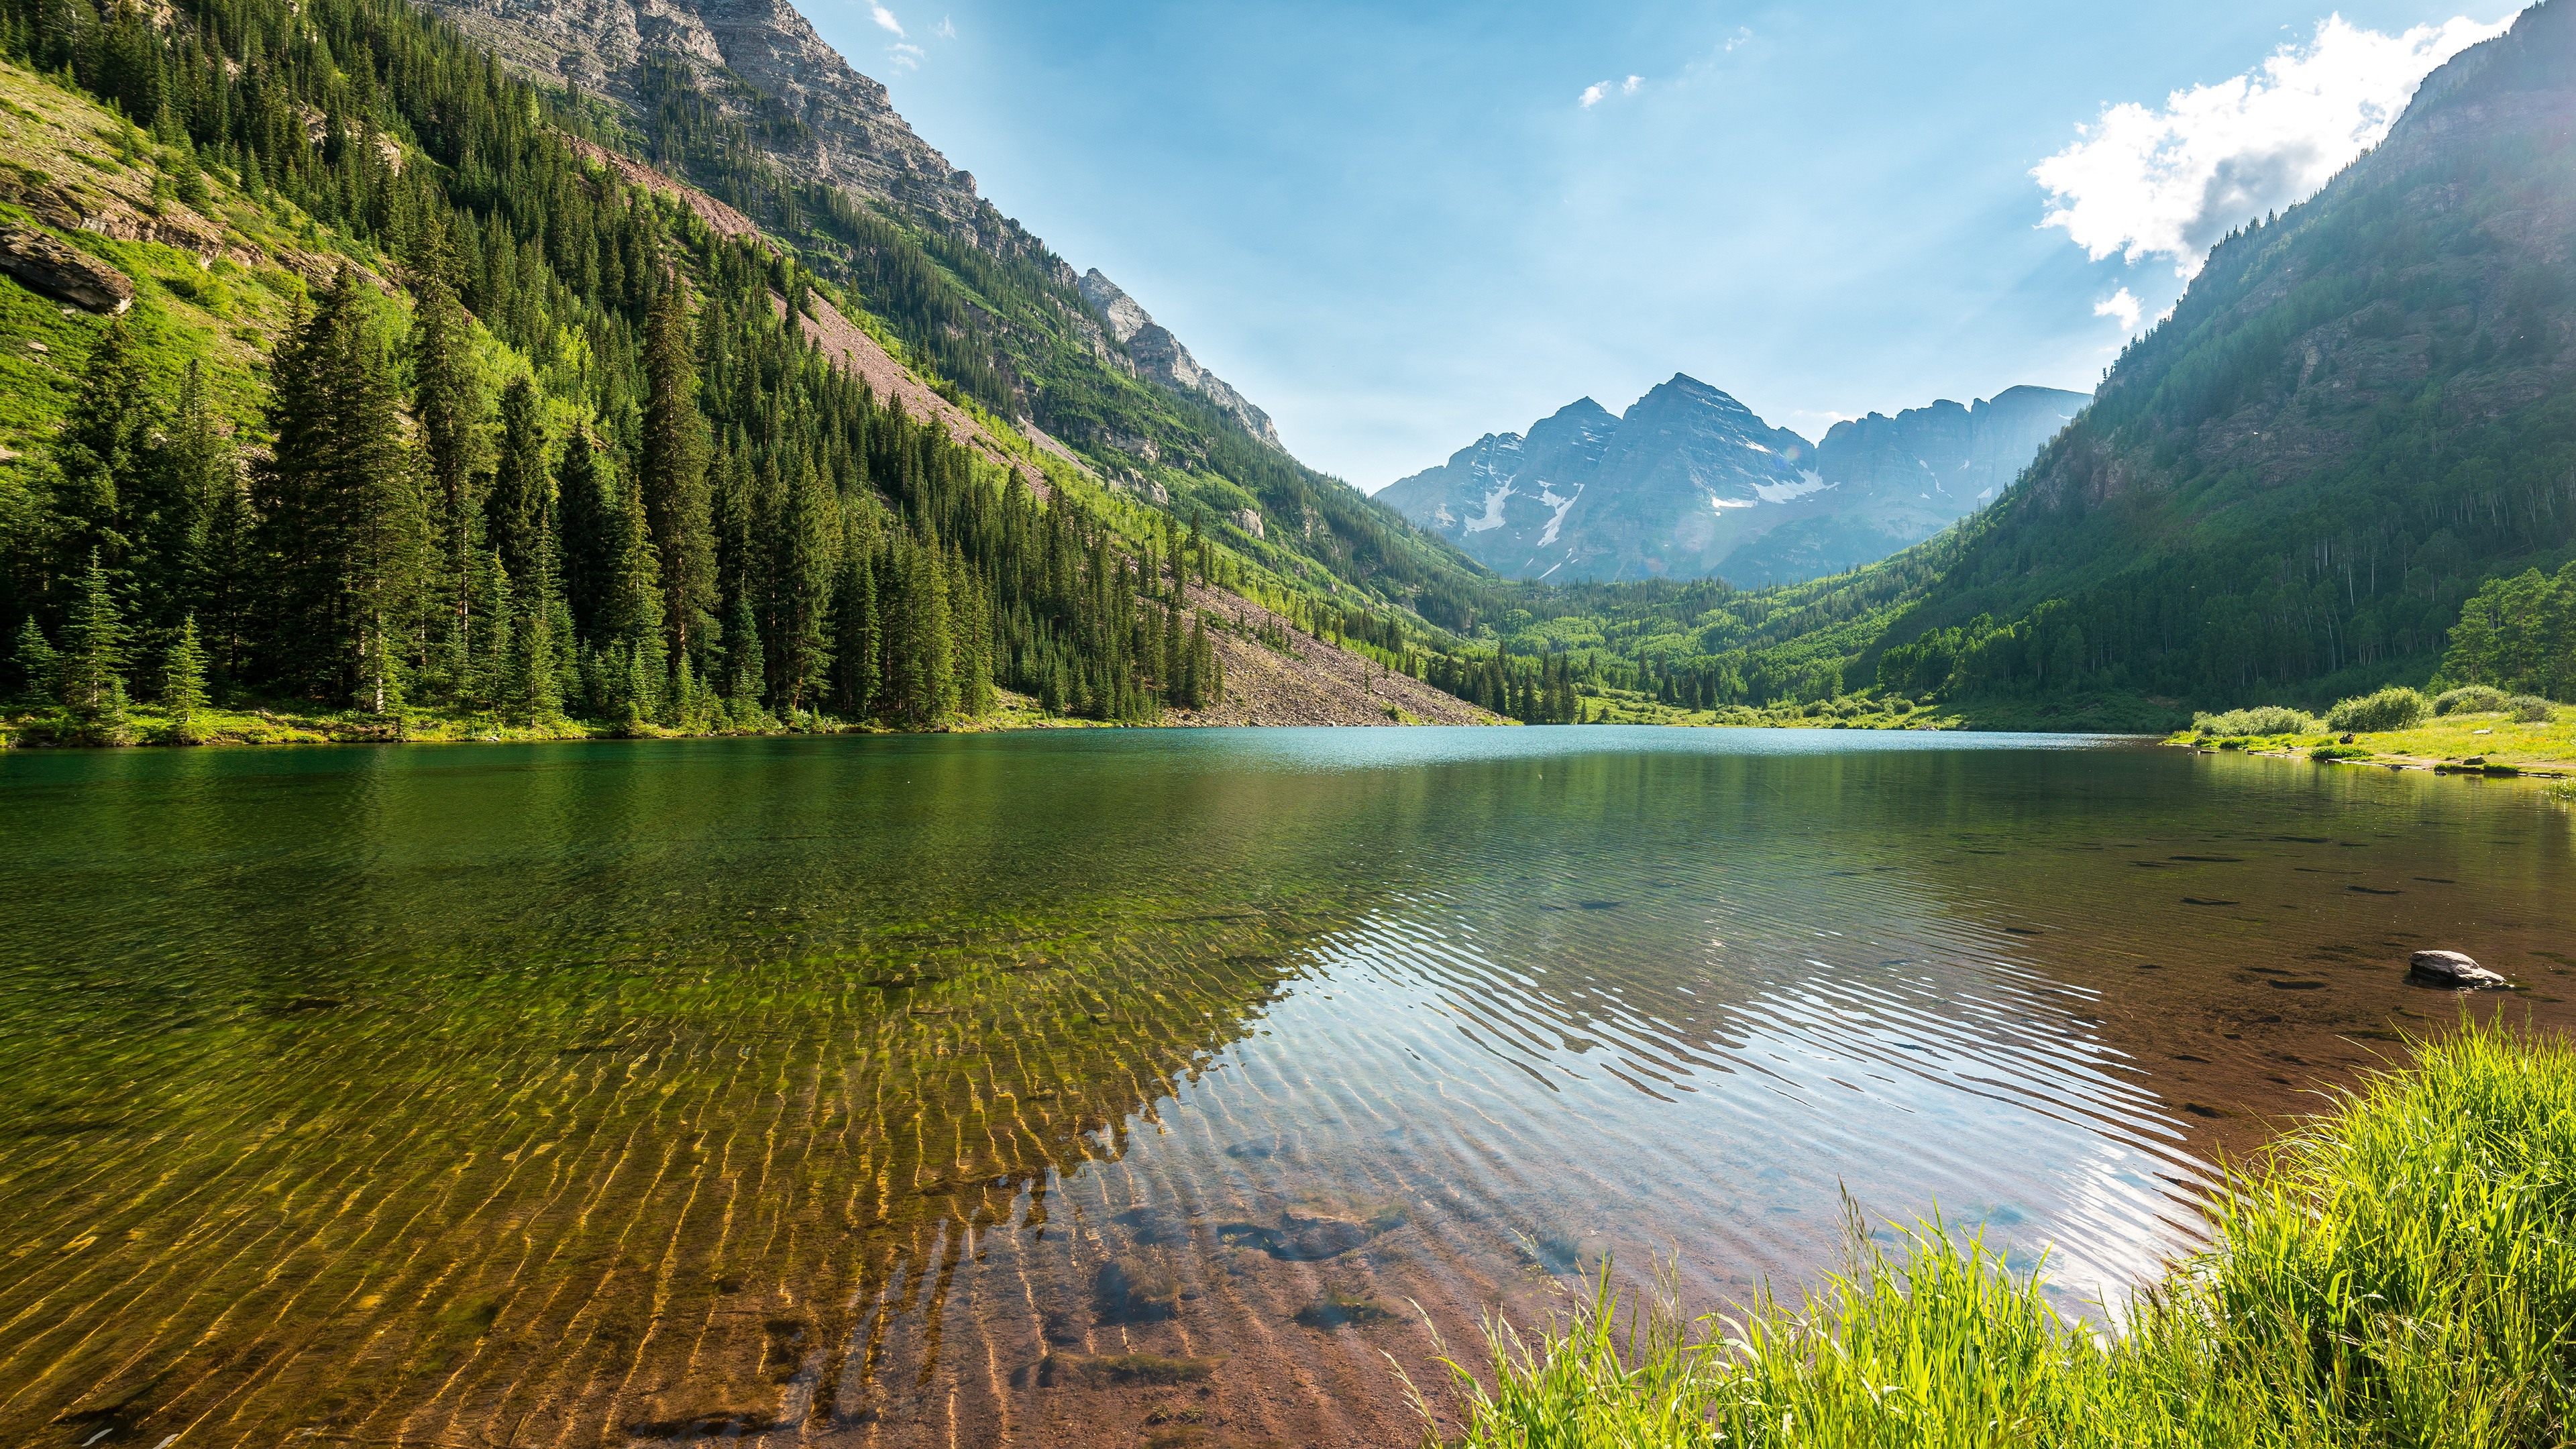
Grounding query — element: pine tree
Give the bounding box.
[722,592,764,724]
[10,616,59,705]
[411,265,482,698]
[488,375,549,589]
[133,360,225,645]
[254,272,425,710]
[641,285,714,665]
[472,551,513,710]
[62,549,129,738]
[773,460,837,712]
[832,535,879,718]
[163,612,209,741]
[947,545,989,718]
[199,470,253,686]
[47,315,159,598]
[555,428,619,647]
[509,559,562,726]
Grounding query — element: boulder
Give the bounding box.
[2409,949,2510,989]
[1275,1212,1373,1260]
[0,224,131,313]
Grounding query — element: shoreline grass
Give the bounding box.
[1420,1018,2575,1447]
[2167,708,2576,778]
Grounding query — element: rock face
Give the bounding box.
[2408,949,2510,989]
[0,224,131,313]
[425,0,1000,237]
[1377,378,2085,583]
[1077,268,1281,447]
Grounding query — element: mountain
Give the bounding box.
[1379,378,2082,584]
[431,0,1001,244]
[0,0,1504,741]
[408,0,1454,620]
[1854,0,2576,710]
[1077,270,1281,447]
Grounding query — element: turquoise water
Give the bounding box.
[2,728,2567,1447]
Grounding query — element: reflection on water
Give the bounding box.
[1,729,2567,1447]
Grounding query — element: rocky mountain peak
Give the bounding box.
[1380,376,2086,584]
[426,0,1023,248]
[1077,268,1281,448]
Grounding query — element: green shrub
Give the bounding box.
[1885,696,1913,715]
[2435,684,2510,715]
[2190,704,2314,736]
[2326,685,2429,733]
[2508,694,2556,723]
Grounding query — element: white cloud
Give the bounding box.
[1723,27,1751,53]
[2033,13,2508,277]
[2094,287,2143,334]
[890,40,923,70]
[934,15,955,38]
[1621,74,1642,96]
[1579,80,1607,108]
[869,3,904,37]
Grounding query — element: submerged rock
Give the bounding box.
[1216,1208,1381,1261]
[0,224,132,313]
[1091,1253,1180,1322]
[2409,950,2510,989]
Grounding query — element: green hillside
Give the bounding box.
[0,0,1257,741]
[1860,0,2576,718]
[601,52,1495,628]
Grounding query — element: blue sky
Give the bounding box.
[801,1,2512,488]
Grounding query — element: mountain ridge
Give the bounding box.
[1851,0,2576,710]
[1380,377,2084,585]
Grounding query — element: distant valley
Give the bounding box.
[1379,380,2087,584]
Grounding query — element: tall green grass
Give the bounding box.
[1419,1020,2576,1447]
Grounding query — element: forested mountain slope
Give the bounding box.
[1866,0,2576,710]
[416,0,1493,626]
[0,0,1493,743]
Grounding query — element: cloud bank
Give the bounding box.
[2034,13,2508,277]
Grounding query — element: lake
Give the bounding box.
[1,727,2568,1448]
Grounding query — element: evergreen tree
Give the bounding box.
[487,375,549,589]
[10,615,59,706]
[509,557,563,726]
[641,286,714,665]
[555,429,619,646]
[472,551,513,709]
[773,460,837,712]
[46,317,158,603]
[62,550,128,737]
[199,469,254,687]
[132,360,226,647]
[947,545,990,718]
[254,272,423,710]
[411,265,482,698]
[831,518,880,719]
[163,612,209,741]
[722,592,763,724]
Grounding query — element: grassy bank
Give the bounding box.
[2173,708,2576,778]
[1424,1019,2574,1447]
